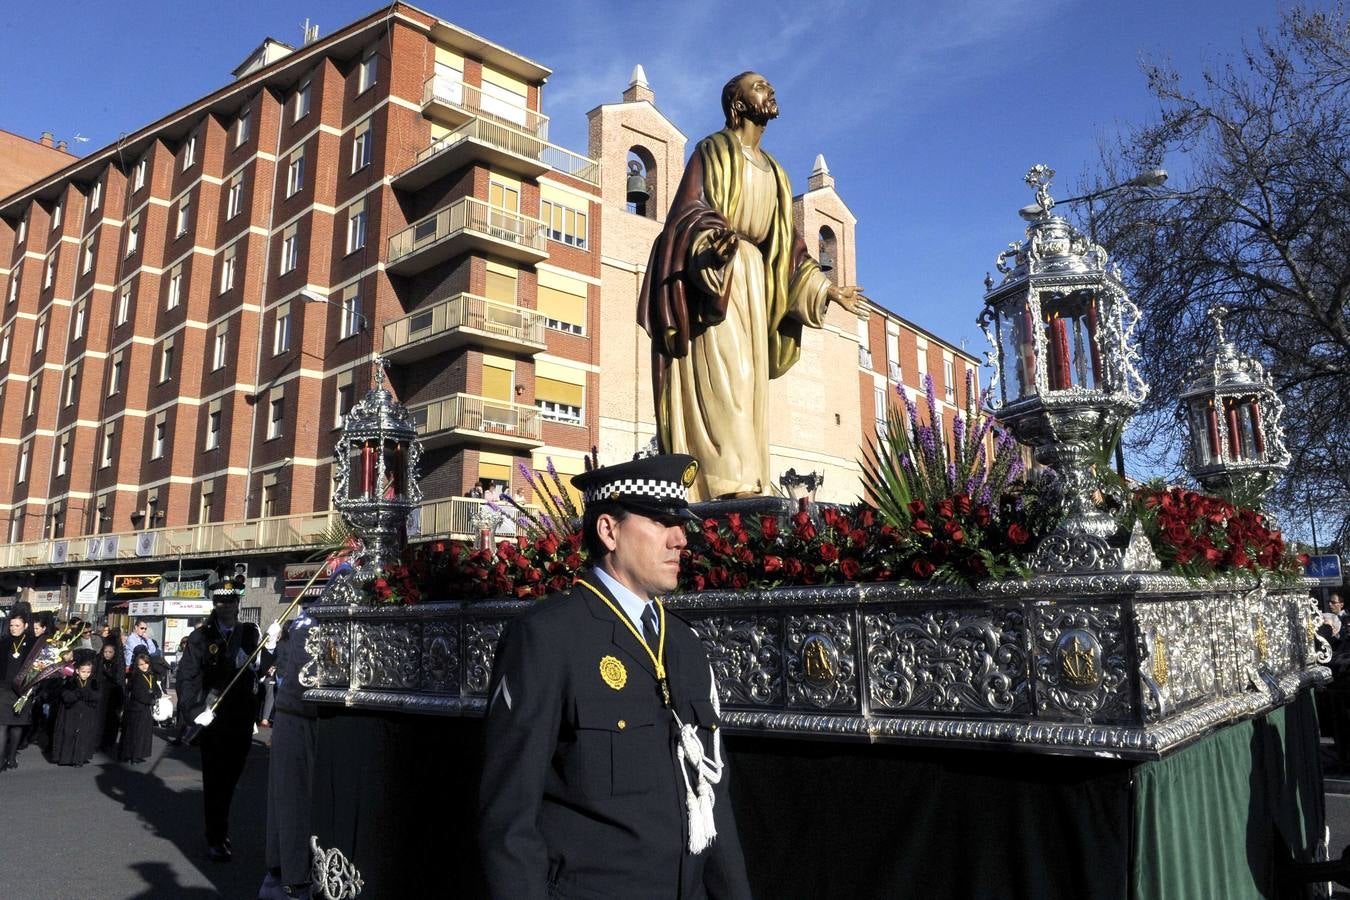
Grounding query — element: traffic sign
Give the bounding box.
[1307,554,1343,587]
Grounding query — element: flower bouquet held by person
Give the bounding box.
[12,620,90,715]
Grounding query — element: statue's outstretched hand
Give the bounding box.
[709,228,740,265]
[828,284,867,314]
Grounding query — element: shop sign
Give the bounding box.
[113,574,162,595]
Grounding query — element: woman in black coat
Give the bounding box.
[0,610,34,771]
[120,649,162,765]
[96,640,125,753]
[52,657,101,766]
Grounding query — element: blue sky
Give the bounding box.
[0,0,1289,353]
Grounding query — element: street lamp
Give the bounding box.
[979,164,1154,573]
[302,290,369,335]
[1177,306,1289,503]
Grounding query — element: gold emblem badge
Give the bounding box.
[208,643,220,656]
[681,461,699,487]
[599,655,627,691]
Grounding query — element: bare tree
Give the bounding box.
[1084,3,1350,550]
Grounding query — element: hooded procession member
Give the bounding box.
[52,654,100,766]
[119,648,161,765]
[478,454,752,900]
[176,588,260,862]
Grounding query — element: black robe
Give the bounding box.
[96,657,125,750]
[120,670,161,762]
[0,633,34,727]
[52,675,100,765]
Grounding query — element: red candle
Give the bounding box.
[1226,402,1242,460]
[1249,401,1265,455]
[392,444,406,495]
[1206,407,1220,461]
[1085,299,1102,384]
[1048,317,1071,390]
[361,444,376,497]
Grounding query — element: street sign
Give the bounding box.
[1307,554,1343,587]
[76,569,101,607]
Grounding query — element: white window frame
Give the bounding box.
[7,273,17,304]
[352,120,372,172]
[152,413,166,459]
[226,176,244,219]
[81,236,95,274]
[89,180,101,212]
[133,158,147,192]
[51,202,62,232]
[101,424,114,467]
[205,407,222,450]
[176,197,191,237]
[116,286,130,325]
[212,325,228,370]
[16,217,25,244]
[221,245,236,293]
[273,306,291,355]
[267,392,284,439]
[34,314,47,353]
[286,149,305,197]
[167,267,182,309]
[43,254,55,289]
[0,328,9,363]
[73,301,86,340]
[57,434,69,477]
[17,441,30,483]
[340,288,362,340]
[159,336,174,383]
[540,199,588,250]
[182,134,196,171]
[281,229,298,274]
[236,107,251,146]
[25,377,39,416]
[346,201,366,254]
[126,215,140,256]
[535,398,583,425]
[295,80,311,121]
[109,352,123,395]
[358,48,378,93]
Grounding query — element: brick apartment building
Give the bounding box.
[0,3,980,630]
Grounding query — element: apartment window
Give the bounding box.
[43,253,55,289]
[57,434,70,477]
[236,107,251,146]
[152,411,167,459]
[176,197,191,238]
[273,302,291,354]
[886,332,901,382]
[280,224,298,274]
[220,244,237,293]
[16,217,25,244]
[294,80,311,121]
[133,158,147,192]
[352,118,372,172]
[182,134,196,171]
[944,358,956,403]
[198,479,215,523]
[535,362,585,424]
[916,337,929,377]
[167,265,183,309]
[34,313,47,353]
[159,335,175,383]
[7,272,17,304]
[126,214,140,255]
[81,235,95,274]
[340,285,362,339]
[484,262,517,304]
[16,441,30,483]
[226,174,244,218]
[73,301,86,340]
[267,388,284,439]
[262,478,278,519]
[205,399,222,449]
[116,286,130,325]
[479,68,528,128]
[89,180,101,212]
[346,199,366,253]
[63,365,78,406]
[95,493,111,533]
[0,328,9,363]
[358,47,378,93]
[488,179,520,213]
[874,386,887,428]
[51,202,62,232]
[536,271,587,335]
[212,323,228,370]
[100,423,115,467]
[25,376,39,416]
[335,370,354,428]
[540,199,588,249]
[108,351,123,395]
[286,148,305,197]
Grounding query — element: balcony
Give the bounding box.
[858,346,873,369]
[394,118,601,192]
[422,77,549,139]
[383,293,547,363]
[414,496,537,542]
[409,392,543,450]
[888,361,903,383]
[0,510,338,571]
[387,196,547,276]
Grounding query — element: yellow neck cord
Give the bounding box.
[577,578,668,683]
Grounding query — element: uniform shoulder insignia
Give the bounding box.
[682,460,698,487]
[599,655,627,691]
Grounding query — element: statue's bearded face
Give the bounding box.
[736,73,778,125]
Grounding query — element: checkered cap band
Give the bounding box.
[584,477,688,505]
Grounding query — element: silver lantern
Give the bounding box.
[329,359,423,597]
[1178,306,1289,502]
[978,165,1151,572]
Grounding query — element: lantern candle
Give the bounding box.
[1206,405,1221,463]
[1249,401,1265,455]
[1085,298,1103,384]
[361,444,376,497]
[393,443,406,495]
[1047,315,1072,390]
[1225,401,1243,460]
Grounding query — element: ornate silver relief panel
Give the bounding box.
[785,612,858,710]
[1032,602,1134,724]
[420,621,460,694]
[1133,598,1218,720]
[352,622,421,692]
[464,618,508,696]
[863,606,1029,715]
[689,614,783,708]
[306,622,351,689]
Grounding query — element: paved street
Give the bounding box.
[0,725,271,900]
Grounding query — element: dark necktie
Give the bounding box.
[641,603,659,650]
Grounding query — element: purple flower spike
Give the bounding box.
[946,462,957,489]
[978,485,992,506]
[517,462,533,481]
[546,456,559,479]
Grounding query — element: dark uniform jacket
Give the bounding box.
[479,572,751,900]
[176,616,260,724]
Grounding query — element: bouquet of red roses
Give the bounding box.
[12,622,87,714]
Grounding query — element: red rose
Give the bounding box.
[974,506,992,527]
[541,534,560,556]
[944,523,966,544]
[760,516,780,540]
[1202,547,1223,567]
[785,558,804,578]
[858,507,875,528]
[792,511,811,528]
[907,500,926,517]
[704,518,719,530]
[820,542,839,562]
[912,519,933,536]
[731,572,749,589]
[737,547,756,564]
[1007,523,1030,545]
[935,499,955,520]
[799,523,818,541]
[564,553,583,569]
[954,493,972,515]
[709,567,728,587]
[910,559,936,579]
[692,574,707,591]
[764,555,783,573]
[822,507,841,528]
[849,529,867,548]
[840,558,861,580]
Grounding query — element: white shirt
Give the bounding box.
[592,566,657,638]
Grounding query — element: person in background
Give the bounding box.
[258,665,277,728]
[0,611,33,771]
[120,648,162,765]
[96,639,126,754]
[124,620,162,668]
[52,654,101,767]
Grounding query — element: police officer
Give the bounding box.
[478,454,752,899]
[176,588,261,862]
[258,601,319,900]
